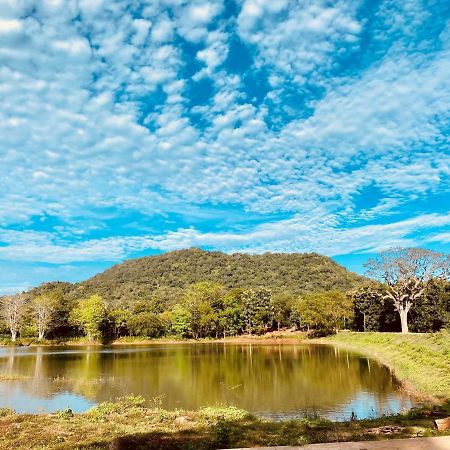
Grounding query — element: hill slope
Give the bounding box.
[70,248,363,305]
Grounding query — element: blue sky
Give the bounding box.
[0,0,450,293]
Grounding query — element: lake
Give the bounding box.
[0,343,416,420]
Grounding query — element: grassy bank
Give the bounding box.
[0,396,449,450]
[320,332,450,400]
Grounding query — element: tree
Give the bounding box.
[0,294,27,341]
[242,288,273,334]
[219,289,245,337]
[271,293,294,331]
[295,291,353,335]
[32,294,58,340]
[109,308,131,338]
[128,312,165,338]
[182,282,225,338]
[353,284,385,332]
[29,282,75,339]
[409,279,450,332]
[70,295,107,341]
[171,304,191,337]
[365,248,450,333]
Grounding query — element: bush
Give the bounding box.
[128,313,166,338]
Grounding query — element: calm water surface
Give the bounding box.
[0,344,416,420]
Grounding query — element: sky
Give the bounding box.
[0,0,450,294]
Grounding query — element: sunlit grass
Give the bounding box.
[321,331,450,399]
[0,396,448,449]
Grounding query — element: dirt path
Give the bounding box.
[226,436,450,450]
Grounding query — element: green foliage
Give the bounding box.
[76,248,363,305]
[219,289,245,337]
[109,308,131,337]
[295,291,353,334]
[0,407,15,417]
[271,293,295,330]
[242,288,273,334]
[353,284,386,332]
[88,396,146,421]
[128,311,165,338]
[70,294,107,341]
[353,280,450,333]
[199,406,250,421]
[181,282,225,338]
[171,304,191,337]
[410,279,450,332]
[15,248,450,340]
[55,408,73,420]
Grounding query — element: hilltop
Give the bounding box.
[61,248,364,306]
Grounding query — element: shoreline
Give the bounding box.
[0,395,448,450]
[307,336,434,404]
[0,331,309,347]
[317,332,450,404]
[1,331,449,449]
[1,331,448,403]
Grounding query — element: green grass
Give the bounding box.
[0,397,448,450]
[320,331,450,399]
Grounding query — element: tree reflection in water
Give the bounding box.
[0,344,416,419]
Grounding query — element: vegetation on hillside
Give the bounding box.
[77,248,364,305]
[0,248,449,343]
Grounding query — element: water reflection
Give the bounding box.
[0,344,416,420]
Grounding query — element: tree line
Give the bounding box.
[0,283,354,342]
[1,248,449,342]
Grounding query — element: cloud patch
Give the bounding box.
[0,0,449,289]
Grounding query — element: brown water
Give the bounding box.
[0,343,416,420]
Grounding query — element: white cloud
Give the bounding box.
[53,38,91,57]
[0,18,22,33]
[0,0,449,291]
[151,17,174,43]
[237,0,362,81]
[176,1,223,43]
[1,212,450,264]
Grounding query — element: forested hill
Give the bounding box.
[70,248,364,305]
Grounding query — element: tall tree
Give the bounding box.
[271,293,294,331]
[219,289,245,337]
[353,284,385,332]
[183,282,225,338]
[242,288,273,335]
[70,294,106,341]
[365,248,450,333]
[171,304,191,337]
[32,294,58,340]
[0,294,27,341]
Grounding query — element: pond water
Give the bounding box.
[0,343,417,420]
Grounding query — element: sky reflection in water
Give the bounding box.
[0,344,416,420]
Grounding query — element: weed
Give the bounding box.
[0,407,14,417]
[55,408,73,420]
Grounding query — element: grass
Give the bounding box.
[0,397,449,450]
[319,331,450,400]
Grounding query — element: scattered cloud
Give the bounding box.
[0,0,449,289]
